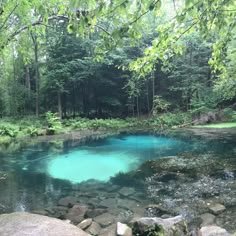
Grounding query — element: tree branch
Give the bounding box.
[1,14,111,50]
[0,4,18,31]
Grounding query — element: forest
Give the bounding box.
[0,0,235,138]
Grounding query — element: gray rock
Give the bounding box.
[85,221,101,235]
[99,224,116,236]
[200,213,216,226]
[0,212,90,236]
[94,213,115,227]
[199,225,232,236]
[99,198,117,208]
[119,187,135,197]
[117,198,139,210]
[53,206,68,219]
[86,208,107,218]
[117,222,132,236]
[78,218,92,230]
[133,215,187,235]
[66,204,88,224]
[208,203,226,215]
[58,196,78,208]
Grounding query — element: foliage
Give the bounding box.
[152,96,170,114]
[26,126,42,137]
[151,112,192,129]
[0,0,235,126]
[0,124,18,137]
[45,112,62,135]
[214,35,236,100]
[222,108,236,122]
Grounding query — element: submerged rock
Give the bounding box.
[200,213,216,226]
[132,215,187,235]
[52,206,68,219]
[0,212,90,236]
[93,212,115,227]
[199,225,232,236]
[58,196,78,208]
[66,204,88,224]
[99,224,116,236]
[86,208,107,218]
[99,198,117,208]
[119,187,135,197]
[208,203,226,215]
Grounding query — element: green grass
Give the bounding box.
[194,122,236,128]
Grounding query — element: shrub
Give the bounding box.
[45,112,62,135]
[0,124,18,137]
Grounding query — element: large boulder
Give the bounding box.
[132,215,187,236]
[199,226,232,236]
[0,212,90,236]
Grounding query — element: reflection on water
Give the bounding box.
[0,131,235,215]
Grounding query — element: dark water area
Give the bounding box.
[0,129,235,231]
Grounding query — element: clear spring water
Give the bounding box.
[0,131,235,214]
[46,135,187,183]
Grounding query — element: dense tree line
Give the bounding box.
[0,0,235,119]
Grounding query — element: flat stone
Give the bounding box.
[118,187,135,197]
[117,198,139,210]
[99,224,116,236]
[0,212,90,236]
[199,226,232,236]
[94,213,115,227]
[66,204,88,224]
[208,203,226,215]
[58,196,78,208]
[117,222,132,236]
[99,198,117,208]
[200,213,216,226]
[53,206,69,218]
[85,221,101,235]
[86,208,107,218]
[78,218,92,230]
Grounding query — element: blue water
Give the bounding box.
[31,135,188,183]
[0,132,235,213]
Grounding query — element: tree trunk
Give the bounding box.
[136,96,139,117]
[57,91,62,119]
[146,80,150,114]
[151,72,155,115]
[12,47,17,116]
[25,65,31,97]
[31,33,40,117]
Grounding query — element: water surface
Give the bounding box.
[0,131,235,217]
